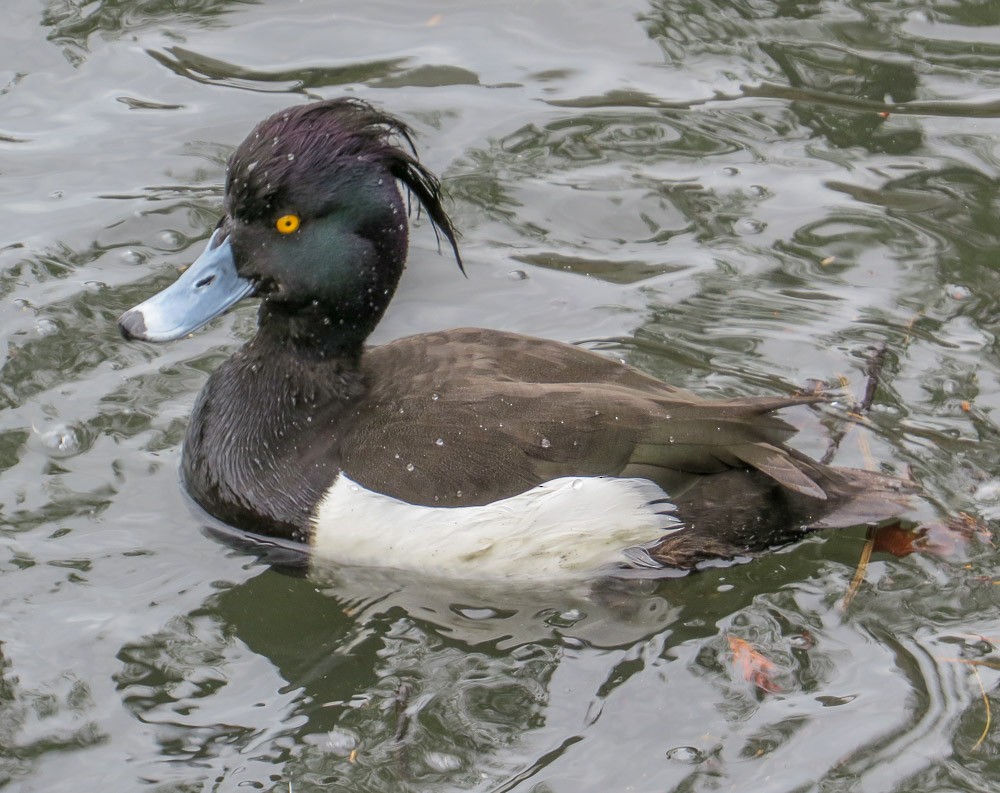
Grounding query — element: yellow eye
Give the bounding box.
[275,214,301,234]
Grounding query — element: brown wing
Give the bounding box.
[339,328,824,506]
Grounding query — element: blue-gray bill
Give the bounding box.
[118,230,255,342]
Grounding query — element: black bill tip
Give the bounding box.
[118,309,148,341]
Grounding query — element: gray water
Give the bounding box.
[2,0,1000,790]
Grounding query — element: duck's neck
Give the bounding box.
[181,327,367,541]
[256,299,375,361]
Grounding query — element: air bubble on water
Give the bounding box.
[159,230,182,248]
[325,728,358,755]
[666,746,705,764]
[406,463,415,472]
[35,319,59,337]
[36,423,81,458]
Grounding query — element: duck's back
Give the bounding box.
[365,328,695,396]
[344,328,820,506]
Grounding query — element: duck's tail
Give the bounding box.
[641,458,919,570]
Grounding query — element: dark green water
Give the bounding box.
[2,0,1000,790]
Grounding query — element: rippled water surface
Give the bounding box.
[3,0,1000,790]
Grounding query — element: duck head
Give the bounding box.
[119,99,461,354]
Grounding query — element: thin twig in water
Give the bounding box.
[394,682,413,742]
[819,374,854,466]
[841,525,876,611]
[972,666,991,751]
[936,657,995,749]
[937,657,1000,671]
[859,344,888,414]
[840,345,892,608]
[393,682,414,781]
[855,429,876,473]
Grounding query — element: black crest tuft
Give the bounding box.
[226,98,463,272]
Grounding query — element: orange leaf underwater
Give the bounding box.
[728,635,781,694]
[872,515,992,559]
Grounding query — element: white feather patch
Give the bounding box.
[310,475,682,580]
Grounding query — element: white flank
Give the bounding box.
[310,475,682,580]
